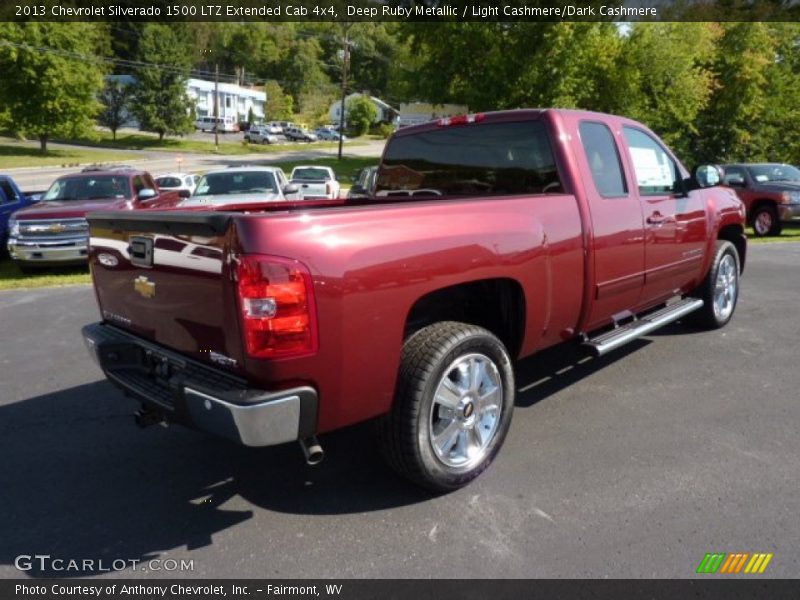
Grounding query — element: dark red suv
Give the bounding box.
[721,163,800,236]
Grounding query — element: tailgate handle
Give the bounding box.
[128,236,154,267]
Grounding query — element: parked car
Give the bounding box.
[721,162,800,236]
[195,116,238,133]
[314,128,346,141]
[289,166,341,200]
[154,173,197,196]
[263,122,284,135]
[178,167,299,207]
[347,166,378,199]
[1,175,40,249]
[7,167,182,271]
[244,126,280,145]
[83,108,745,491]
[284,126,318,142]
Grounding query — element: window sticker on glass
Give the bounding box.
[629,147,673,188]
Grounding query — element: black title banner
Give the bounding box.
[3,0,800,22]
[5,579,800,600]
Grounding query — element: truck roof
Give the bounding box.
[391,108,639,138]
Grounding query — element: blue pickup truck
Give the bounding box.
[0,175,39,249]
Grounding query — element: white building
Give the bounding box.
[106,75,266,126]
[187,78,265,122]
[329,93,399,126]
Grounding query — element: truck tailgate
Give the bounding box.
[291,179,330,199]
[87,211,245,371]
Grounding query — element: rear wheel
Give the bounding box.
[752,204,782,237]
[376,322,515,491]
[690,240,740,329]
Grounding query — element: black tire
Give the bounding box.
[689,240,741,330]
[375,321,515,492]
[751,204,782,237]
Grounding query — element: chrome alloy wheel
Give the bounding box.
[429,353,503,468]
[713,253,738,322]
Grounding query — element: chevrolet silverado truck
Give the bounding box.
[82,109,746,491]
[289,166,340,200]
[720,162,800,236]
[8,167,183,271]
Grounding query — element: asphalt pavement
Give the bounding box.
[0,243,798,579]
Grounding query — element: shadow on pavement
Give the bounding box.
[1,324,687,576]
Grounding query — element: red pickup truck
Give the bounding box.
[720,162,800,236]
[82,109,746,491]
[8,167,183,271]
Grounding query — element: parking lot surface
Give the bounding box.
[1,243,798,578]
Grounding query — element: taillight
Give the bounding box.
[437,113,485,127]
[326,181,332,197]
[236,255,318,359]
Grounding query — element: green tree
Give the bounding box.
[698,23,776,162]
[264,80,294,120]
[400,23,623,112]
[615,23,718,165]
[280,38,331,103]
[132,24,195,141]
[0,23,106,152]
[346,95,378,136]
[98,79,133,141]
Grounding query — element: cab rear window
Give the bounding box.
[376,120,562,198]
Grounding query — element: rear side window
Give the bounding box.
[156,177,182,188]
[376,120,562,198]
[722,166,747,186]
[623,127,679,195]
[579,121,627,198]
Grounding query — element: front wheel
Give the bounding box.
[751,204,782,237]
[376,322,515,491]
[690,240,741,329]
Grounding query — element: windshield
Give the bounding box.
[746,164,800,183]
[194,171,278,196]
[43,175,131,201]
[292,168,330,180]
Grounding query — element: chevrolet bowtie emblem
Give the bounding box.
[134,276,155,298]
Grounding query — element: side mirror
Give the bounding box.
[282,184,300,196]
[693,165,723,189]
[138,188,158,201]
[178,189,191,198]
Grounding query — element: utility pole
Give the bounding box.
[214,62,219,152]
[337,26,352,161]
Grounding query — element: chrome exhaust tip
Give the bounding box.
[299,435,324,465]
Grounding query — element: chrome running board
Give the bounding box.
[583,298,704,357]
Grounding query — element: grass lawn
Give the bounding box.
[278,155,379,182]
[746,224,800,243]
[59,130,365,155]
[0,142,141,170]
[0,257,90,291]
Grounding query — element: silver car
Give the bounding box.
[245,126,279,145]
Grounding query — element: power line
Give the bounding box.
[0,39,241,83]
